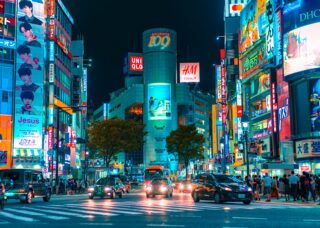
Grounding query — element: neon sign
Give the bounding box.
[148,32,171,50]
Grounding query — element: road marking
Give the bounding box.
[27,207,93,218]
[5,208,69,220]
[170,215,201,218]
[0,211,38,222]
[232,217,267,220]
[45,205,118,216]
[303,219,320,222]
[147,224,185,227]
[79,223,113,226]
[65,205,142,215]
[0,221,10,225]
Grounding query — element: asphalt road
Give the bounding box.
[1,191,320,228]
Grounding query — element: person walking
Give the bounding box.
[263,173,272,202]
[310,174,317,202]
[283,174,290,201]
[289,171,299,201]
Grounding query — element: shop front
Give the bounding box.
[295,138,320,174]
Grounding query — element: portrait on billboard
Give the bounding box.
[284,23,320,77]
[17,44,41,70]
[148,84,171,120]
[18,0,43,25]
[16,90,39,115]
[310,79,320,132]
[16,67,40,92]
[19,22,41,47]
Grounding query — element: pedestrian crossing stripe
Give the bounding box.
[0,201,315,224]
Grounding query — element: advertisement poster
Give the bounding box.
[240,0,267,54]
[0,115,12,168]
[277,69,291,140]
[148,83,171,120]
[13,0,44,149]
[310,79,320,132]
[216,65,221,103]
[180,63,200,83]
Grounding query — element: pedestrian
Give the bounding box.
[310,174,317,202]
[289,171,298,201]
[299,172,309,202]
[283,174,290,201]
[263,173,272,202]
[271,176,279,199]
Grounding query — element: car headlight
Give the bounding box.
[88,187,94,192]
[104,187,111,191]
[247,187,252,192]
[223,187,232,191]
[146,186,152,192]
[179,185,183,190]
[160,186,168,192]
[188,185,192,189]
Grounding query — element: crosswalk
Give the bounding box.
[0,200,314,224]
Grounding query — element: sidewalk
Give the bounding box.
[255,197,320,206]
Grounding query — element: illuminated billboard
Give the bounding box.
[13,0,44,149]
[148,83,171,120]
[123,52,143,75]
[283,0,320,79]
[283,22,320,77]
[216,65,221,103]
[143,29,176,54]
[179,63,200,83]
[310,79,320,132]
[0,115,12,169]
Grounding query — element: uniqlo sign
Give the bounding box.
[129,56,143,72]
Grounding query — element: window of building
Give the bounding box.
[2,91,8,102]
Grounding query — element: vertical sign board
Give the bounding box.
[216,65,222,103]
[212,105,218,154]
[271,82,277,132]
[221,66,227,124]
[265,0,275,60]
[14,0,44,149]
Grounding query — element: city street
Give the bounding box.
[1,191,320,228]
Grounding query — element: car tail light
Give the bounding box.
[18,189,25,193]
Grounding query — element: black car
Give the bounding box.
[88,177,125,199]
[0,182,5,210]
[192,173,252,205]
[0,169,51,204]
[110,174,131,193]
[145,178,173,198]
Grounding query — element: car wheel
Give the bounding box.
[26,192,33,204]
[170,192,173,198]
[192,191,200,202]
[100,194,104,199]
[43,190,51,202]
[0,199,4,210]
[243,200,251,205]
[89,195,94,199]
[119,192,123,199]
[146,194,150,198]
[214,193,222,204]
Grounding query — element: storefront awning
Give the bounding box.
[13,148,42,157]
[261,163,299,170]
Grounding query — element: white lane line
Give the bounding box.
[5,208,69,220]
[27,207,93,218]
[303,219,320,222]
[45,205,118,216]
[0,221,10,224]
[232,217,267,220]
[170,215,202,218]
[147,224,185,227]
[63,205,142,215]
[0,211,38,222]
[79,223,113,226]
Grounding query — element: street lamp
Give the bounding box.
[241,113,250,177]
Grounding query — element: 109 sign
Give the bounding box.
[148,32,171,50]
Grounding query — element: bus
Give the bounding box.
[144,165,169,187]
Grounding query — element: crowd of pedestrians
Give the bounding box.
[58,178,88,195]
[241,171,320,204]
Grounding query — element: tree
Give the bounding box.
[87,119,146,173]
[166,124,205,180]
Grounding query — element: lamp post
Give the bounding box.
[241,113,250,177]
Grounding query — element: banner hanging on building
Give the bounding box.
[13,0,44,149]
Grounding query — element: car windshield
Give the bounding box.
[0,171,23,186]
[96,178,114,186]
[152,179,167,185]
[214,175,241,183]
[145,170,163,180]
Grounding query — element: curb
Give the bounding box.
[256,200,320,206]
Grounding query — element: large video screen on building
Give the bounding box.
[310,79,320,132]
[13,0,44,149]
[283,22,320,77]
[148,83,171,120]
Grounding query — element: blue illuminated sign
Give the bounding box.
[49,41,54,61]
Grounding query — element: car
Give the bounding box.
[88,177,124,199]
[178,180,193,193]
[0,182,5,210]
[0,169,51,204]
[145,178,173,198]
[110,174,131,193]
[191,173,253,205]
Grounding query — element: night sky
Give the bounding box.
[62,0,225,108]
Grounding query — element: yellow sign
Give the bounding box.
[54,98,73,114]
[212,105,218,154]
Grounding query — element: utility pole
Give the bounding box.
[55,106,60,194]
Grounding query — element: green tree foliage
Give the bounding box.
[166,124,205,180]
[87,119,146,171]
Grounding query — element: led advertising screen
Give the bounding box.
[283,0,320,79]
[277,69,291,141]
[310,79,320,132]
[283,22,320,77]
[179,62,200,83]
[216,65,221,103]
[13,0,44,149]
[148,83,171,120]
